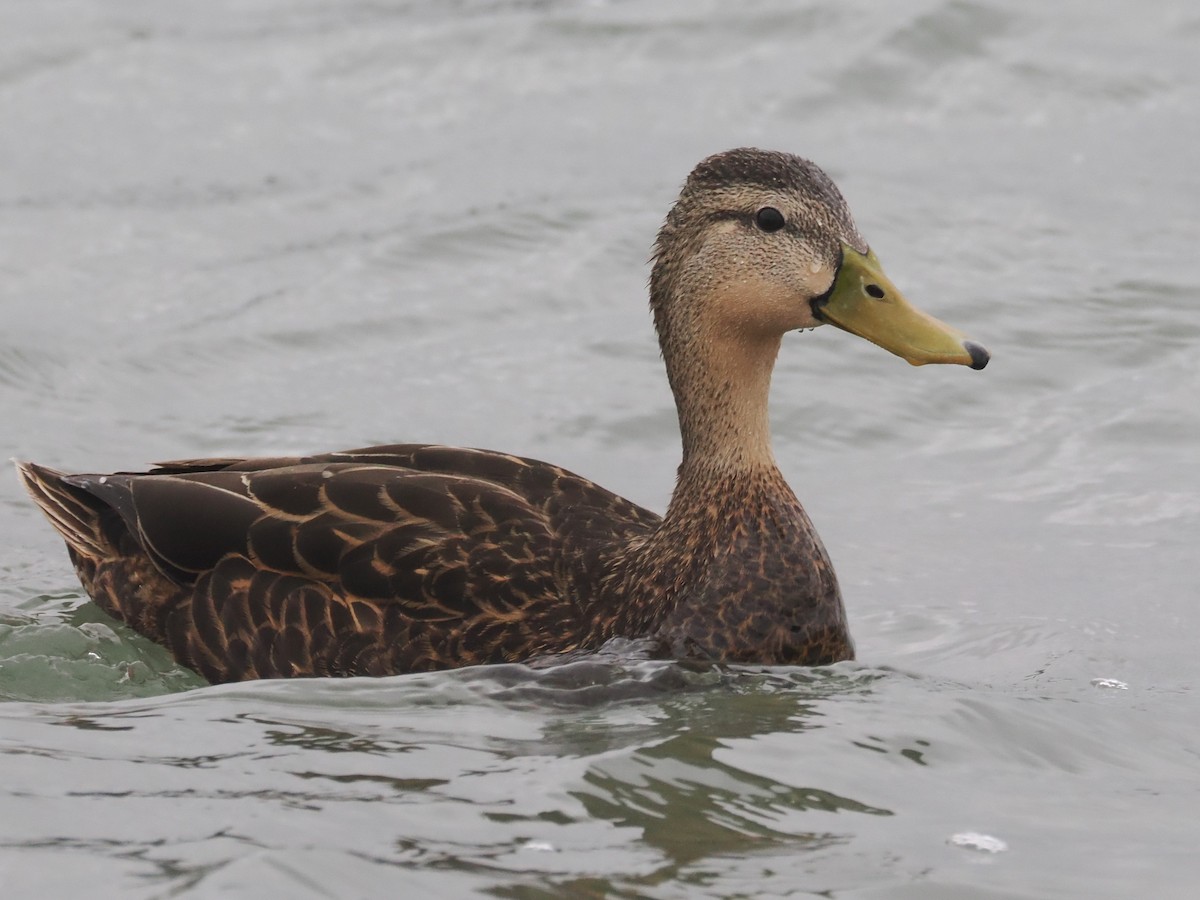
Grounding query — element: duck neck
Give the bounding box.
[667,329,783,485]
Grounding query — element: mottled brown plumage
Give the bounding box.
[17,148,988,683]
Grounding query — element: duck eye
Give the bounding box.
[754,207,786,233]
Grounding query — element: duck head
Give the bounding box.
[650,148,989,370]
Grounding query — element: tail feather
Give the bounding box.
[15,460,114,559]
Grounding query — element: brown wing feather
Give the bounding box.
[18,446,660,682]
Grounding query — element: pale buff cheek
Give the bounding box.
[710,272,832,334]
[686,224,836,334]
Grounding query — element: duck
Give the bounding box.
[17,148,989,684]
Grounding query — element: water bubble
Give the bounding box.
[521,840,557,853]
[1091,678,1128,690]
[949,832,1008,853]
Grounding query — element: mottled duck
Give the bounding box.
[18,148,989,683]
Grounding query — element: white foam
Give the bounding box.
[949,832,1008,853]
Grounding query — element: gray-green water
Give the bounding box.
[2,2,1198,897]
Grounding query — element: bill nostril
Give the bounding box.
[864,284,885,299]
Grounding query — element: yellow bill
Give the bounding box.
[814,245,989,369]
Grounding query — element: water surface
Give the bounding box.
[2,1,1198,897]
